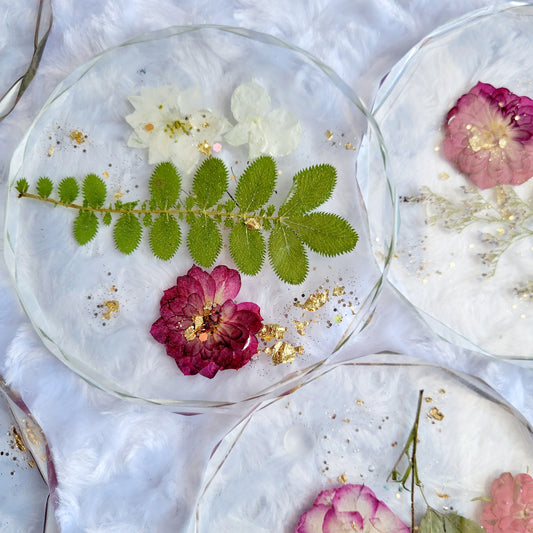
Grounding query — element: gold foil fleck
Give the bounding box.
[69,130,85,144]
[333,286,345,296]
[258,324,287,341]
[425,397,433,403]
[245,217,262,230]
[344,142,355,151]
[439,389,446,394]
[197,140,211,156]
[356,399,364,406]
[325,130,333,140]
[439,172,450,180]
[113,190,125,200]
[201,122,210,128]
[295,346,304,355]
[184,326,195,341]
[267,341,296,365]
[47,146,55,156]
[24,420,41,446]
[436,491,450,498]
[12,427,27,452]
[102,300,120,319]
[293,320,311,336]
[28,460,35,468]
[103,171,109,178]
[110,285,118,292]
[338,473,348,484]
[429,407,444,421]
[342,418,350,423]
[298,289,329,311]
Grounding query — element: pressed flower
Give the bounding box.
[225,81,301,158]
[480,472,533,533]
[125,85,231,174]
[150,265,263,378]
[295,484,409,533]
[443,81,533,189]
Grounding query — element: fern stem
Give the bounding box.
[18,191,285,224]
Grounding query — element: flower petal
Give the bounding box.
[224,122,251,147]
[261,108,302,157]
[295,504,330,533]
[211,265,241,302]
[230,81,271,123]
[187,265,217,304]
[323,508,364,533]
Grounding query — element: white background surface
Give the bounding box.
[0,1,531,532]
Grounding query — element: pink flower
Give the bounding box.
[295,484,409,533]
[150,265,263,378]
[481,472,533,533]
[443,82,533,189]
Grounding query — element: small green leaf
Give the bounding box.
[58,177,79,204]
[187,215,222,267]
[73,211,98,245]
[193,158,228,209]
[82,173,107,208]
[15,178,29,194]
[284,213,358,256]
[149,161,181,209]
[418,508,485,533]
[36,177,53,198]
[102,212,112,226]
[229,222,265,276]
[113,213,142,254]
[279,164,336,216]
[150,214,181,260]
[143,213,153,226]
[185,195,196,210]
[235,156,276,211]
[268,223,308,284]
[222,199,236,212]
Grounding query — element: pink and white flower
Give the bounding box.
[480,472,533,533]
[295,484,409,533]
[443,82,533,189]
[150,265,263,378]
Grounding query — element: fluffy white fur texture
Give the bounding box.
[0,0,531,532]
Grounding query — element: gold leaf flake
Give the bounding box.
[338,473,348,484]
[429,407,444,421]
[356,399,364,406]
[325,130,333,140]
[245,217,262,230]
[439,172,450,180]
[344,142,355,151]
[258,324,287,341]
[333,286,345,296]
[266,341,296,365]
[113,190,125,200]
[297,289,330,311]
[24,420,41,446]
[184,326,195,341]
[47,146,55,156]
[102,300,119,320]
[293,320,311,336]
[197,140,211,156]
[69,130,85,144]
[12,427,27,452]
[436,491,450,498]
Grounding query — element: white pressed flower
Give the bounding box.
[225,81,301,158]
[125,85,231,174]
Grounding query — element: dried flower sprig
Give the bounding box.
[389,390,485,533]
[15,156,358,285]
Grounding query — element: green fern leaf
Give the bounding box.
[15,178,29,194]
[143,213,152,226]
[193,158,228,209]
[284,212,358,256]
[149,161,181,209]
[103,212,112,226]
[150,214,181,260]
[82,174,107,208]
[113,213,142,254]
[235,156,277,211]
[268,223,308,284]
[185,195,196,210]
[36,177,53,198]
[229,222,265,276]
[187,215,222,267]
[279,164,336,216]
[58,177,79,203]
[73,211,98,245]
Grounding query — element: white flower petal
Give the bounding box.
[248,121,269,159]
[230,82,271,123]
[261,108,302,157]
[169,136,201,175]
[224,122,251,147]
[177,85,202,115]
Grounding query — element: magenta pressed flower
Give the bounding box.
[295,484,409,533]
[480,472,533,533]
[150,265,263,378]
[443,81,533,189]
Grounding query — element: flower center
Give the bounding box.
[184,304,221,342]
[467,121,510,153]
[164,117,193,138]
